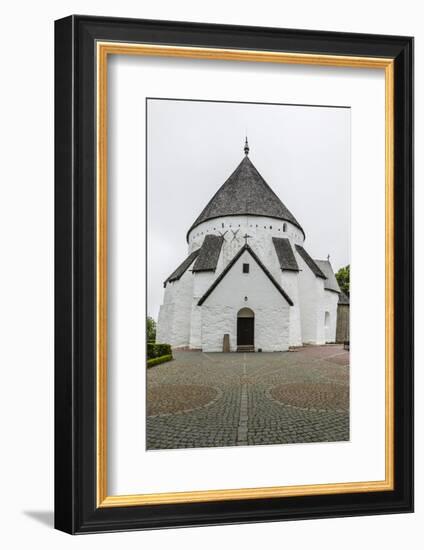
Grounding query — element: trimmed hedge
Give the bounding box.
[147,354,173,368]
[147,342,172,359]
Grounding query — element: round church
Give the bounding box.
[157,139,341,352]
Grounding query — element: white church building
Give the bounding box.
[157,139,341,353]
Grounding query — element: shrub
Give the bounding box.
[335,265,350,296]
[146,316,156,342]
[147,354,173,368]
[147,342,156,359]
[147,343,172,359]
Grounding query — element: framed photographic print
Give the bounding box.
[54,15,414,534]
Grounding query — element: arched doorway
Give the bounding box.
[237,308,255,350]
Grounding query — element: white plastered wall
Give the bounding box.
[281,270,302,346]
[157,264,195,347]
[187,215,304,264]
[322,290,339,343]
[189,271,215,348]
[200,249,290,352]
[296,251,325,344]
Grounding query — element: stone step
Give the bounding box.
[237,345,255,352]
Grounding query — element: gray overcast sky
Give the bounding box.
[147,99,350,320]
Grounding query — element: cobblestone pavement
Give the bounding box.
[146,346,349,450]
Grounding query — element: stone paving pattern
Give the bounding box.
[146,345,349,450]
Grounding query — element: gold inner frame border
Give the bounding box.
[96,42,394,508]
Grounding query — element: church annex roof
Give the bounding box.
[164,235,224,287]
[192,235,224,272]
[164,249,199,287]
[295,245,327,279]
[187,146,304,241]
[315,260,341,293]
[197,244,293,306]
[272,237,299,272]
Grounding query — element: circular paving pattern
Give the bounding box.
[322,370,349,384]
[318,365,350,384]
[147,384,219,417]
[327,354,350,366]
[147,347,350,449]
[269,382,349,412]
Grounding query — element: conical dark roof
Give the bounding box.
[187,155,304,240]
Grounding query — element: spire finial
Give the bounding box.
[244,136,249,156]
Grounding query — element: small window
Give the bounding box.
[243,263,250,274]
[283,223,287,232]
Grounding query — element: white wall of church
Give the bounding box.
[296,252,326,344]
[280,271,303,346]
[156,278,175,344]
[187,215,305,267]
[189,271,216,349]
[156,265,195,347]
[322,290,339,343]
[188,304,202,349]
[200,249,291,352]
[156,302,174,344]
[201,305,236,352]
[157,214,340,351]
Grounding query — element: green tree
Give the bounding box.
[147,316,156,342]
[335,265,350,296]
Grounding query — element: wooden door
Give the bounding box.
[237,317,254,346]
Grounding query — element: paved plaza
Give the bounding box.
[146,346,349,450]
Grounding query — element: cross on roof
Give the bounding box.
[243,233,252,245]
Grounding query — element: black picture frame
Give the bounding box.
[55,15,413,534]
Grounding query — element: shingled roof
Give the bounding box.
[192,235,224,272]
[295,245,327,279]
[164,249,199,287]
[187,154,304,241]
[272,237,299,271]
[198,244,293,306]
[315,260,341,293]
